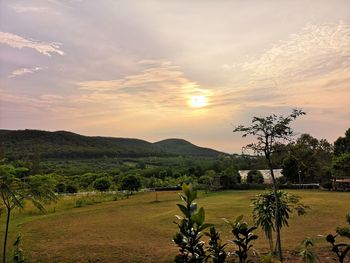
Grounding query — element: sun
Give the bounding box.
[190,95,207,108]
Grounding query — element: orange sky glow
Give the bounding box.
[0,1,349,152]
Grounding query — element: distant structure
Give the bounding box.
[333,178,350,191]
[239,169,283,184]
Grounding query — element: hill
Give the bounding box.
[154,138,222,157]
[0,129,224,160]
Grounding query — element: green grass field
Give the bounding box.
[2,190,349,262]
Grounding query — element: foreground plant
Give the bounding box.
[0,163,57,263]
[252,191,308,254]
[299,238,318,263]
[225,215,258,263]
[326,213,350,263]
[206,226,227,263]
[13,234,25,263]
[173,183,212,262]
[234,109,305,261]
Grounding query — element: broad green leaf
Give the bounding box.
[177,204,189,217]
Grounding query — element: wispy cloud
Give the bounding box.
[242,21,350,83]
[8,67,43,78]
[11,5,50,13]
[0,32,64,56]
[77,60,210,110]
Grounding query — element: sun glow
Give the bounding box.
[190,95,208,108]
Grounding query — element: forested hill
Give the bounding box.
[0,129,224,160]
[155,139,222,157]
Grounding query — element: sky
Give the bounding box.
[0,0,349,153]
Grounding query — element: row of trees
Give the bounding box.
[279,128,350,187]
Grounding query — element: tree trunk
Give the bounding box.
[268,159,283,262]
[3,208,11,263]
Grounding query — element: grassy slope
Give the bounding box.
[2,190,349,262]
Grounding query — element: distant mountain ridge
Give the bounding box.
[0,129,224,159]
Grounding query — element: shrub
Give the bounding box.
[66,183,78,193]
[55,182,66,193]
[225,215,258,263]
[206,226,227,263]
[246,170,264,184]
[173,183,212,262]
[93,177,112,192]
[120,174,141,192]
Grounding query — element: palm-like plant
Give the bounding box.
[0,163,57,263]
[251,191,308,255]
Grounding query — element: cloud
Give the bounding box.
[8,67,43,78]
[242,21,350,84]
[0,32,64,56]
[77,61,210,110]
[11,5,50,13]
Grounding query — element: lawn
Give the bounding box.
[2,190,349,262]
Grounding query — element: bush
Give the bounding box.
[66,183,78,193]
[93,177,112,192]
[55,182,66,193]
[120,174,141,192]
[246,170,264,184]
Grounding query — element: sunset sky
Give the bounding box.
[0,0,349,153]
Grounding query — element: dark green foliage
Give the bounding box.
[251,191,308,254]
[66,183,78,193]
[333,153,350,178]
[93,177,112,192]
[281,134,333,184]
[120,174,141,192]
[206,227,227,263]
[233,109,306,261]
[219,167,241,189]
[225,215,258,263]
[0,163,57,263]
[334,128,350,156]
[326,212,350,263]
[0,129,222,160]
[198,174,217,193]
[55,182,66,193]
[246,170,264,184]
[155,139,222,157]
[173,183,212,262]
[281,156,300,183]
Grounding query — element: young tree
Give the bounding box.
[233,109,305,261]
[173,183,212,262]
[0,164,57,263]
[251,191,308,254]
[224,215,258,263]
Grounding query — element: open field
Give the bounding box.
[1,190,350,262]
